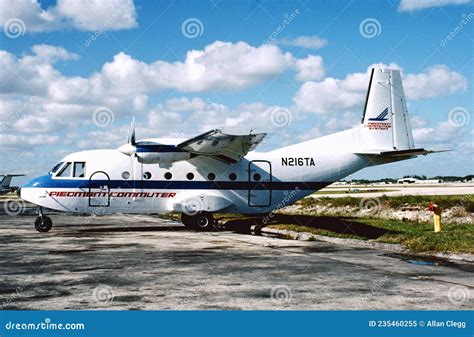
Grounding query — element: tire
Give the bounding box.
[194,212,216,231]
[181,212,216,231]
[181,213,195,229]
[35,216,52,232]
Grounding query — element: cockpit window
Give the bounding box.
[57,162,72,177]
[50,162,64,174]
[73,162,86,178]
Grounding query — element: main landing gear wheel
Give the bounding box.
[35,216,52,232]
[181,213,194,229]
[181,212,216,231]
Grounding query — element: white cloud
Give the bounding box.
[30,44,79,62]
[410,116,428,128]
[1,41,311,106]
[71,98,297,151]
[0,0,137,32]
[293,78,364,114]
[1,42,470,165]
[0,0,54,32]
[0,134,60,146]
[398,0,471,12]
[147,97,230,135]
[55,0,137,30]
[146,98,295,138]
[294,55,325,81]
[72,41,294,94]
[0,42,296,138]
[323,111,359,132]
[293,63,468,114]
[276,35,328,49]
[404,65,468,100]
[133,95,149,111]
[76,126,129,149]
[413,121,469,151]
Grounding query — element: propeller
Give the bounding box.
[121,117,138,187]
[129,116,136,146]
[119,117,137,156]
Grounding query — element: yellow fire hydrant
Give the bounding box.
[428,203,442,233]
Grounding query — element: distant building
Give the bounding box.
[397,177,441,184]
[415,179,441,184]
[332,181,349,185]
[397,177,418,184]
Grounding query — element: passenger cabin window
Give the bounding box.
[57,162,72,177]
[73,162,86,178]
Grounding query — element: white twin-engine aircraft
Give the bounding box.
[21,68,440,232]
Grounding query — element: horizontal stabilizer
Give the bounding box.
[355,148,449,157]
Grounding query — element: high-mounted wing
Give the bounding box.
[177,129,266,163]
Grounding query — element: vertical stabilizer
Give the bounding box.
[359,68,414,151]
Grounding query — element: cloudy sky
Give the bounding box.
[1,0,473,182]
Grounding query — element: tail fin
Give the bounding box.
[1,175,13,188]
[0,174,24,189]
[359,68,414,151]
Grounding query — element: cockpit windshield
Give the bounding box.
[51,161,86,178]
[50,162,64,174]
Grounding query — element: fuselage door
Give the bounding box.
[88,171,110,207]
[248,160,272,207]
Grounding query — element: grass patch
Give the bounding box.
[300,194,474,212]
[313,189,397,195]
[270,215,474,254]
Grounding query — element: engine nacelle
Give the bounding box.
[118,142,192,165]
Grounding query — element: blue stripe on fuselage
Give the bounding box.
[22,174,331,191]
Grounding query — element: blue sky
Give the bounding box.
[1,0,473,183]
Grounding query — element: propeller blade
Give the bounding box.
[130,116,136,146]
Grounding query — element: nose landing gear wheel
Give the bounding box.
[35,216,52,232]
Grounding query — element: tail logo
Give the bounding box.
[365,107,392,130]
[368,108,389,121]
